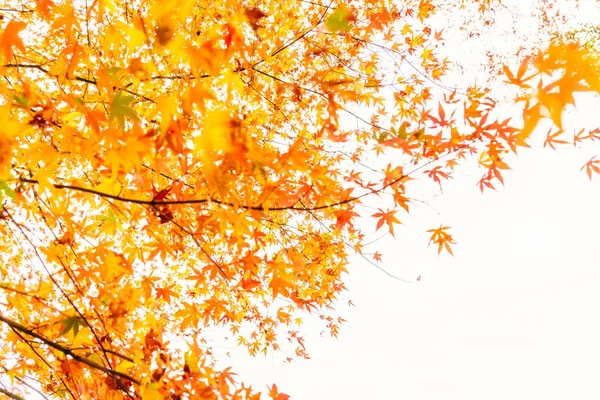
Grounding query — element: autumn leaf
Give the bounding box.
[155,18,175,46]
[0,20,27,61]
[155,284,178,302]
[425,166,450,186]
[109,93,138,127]
[427,225,456,256]
[372,209,401,237]
[0,181,16,204]
[269,270,294,300]
[502,57,534,87]
[194,108,233,164]
[581,157,600,180]
[268,384,290,400]
[326,7,354,32]
[34,0,55,19]
[368,10,393,30]
[59,316,83,338]
[543,129,569,149]
[334,208,359,230]
[373,251,383,263]
[157,95,179,131]
[245,7,267,31]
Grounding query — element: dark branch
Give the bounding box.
[3,64,155,103]
[16,176,401,212]
[0,387,26,400]
[0,315,140,386]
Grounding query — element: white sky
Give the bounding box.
[208,2,600,399]
[217,107,600,399]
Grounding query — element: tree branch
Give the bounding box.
[16,144,468,213]
[16,177,387,211]
[0,387,26,400]
[0,315,140,386]
[3,64,155,103]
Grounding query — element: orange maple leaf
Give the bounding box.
[427,225,456,256]
[0,20,27,61]
[334,208,359,230]
[581,157,600,180]
[34,0,54,19]
[372,208,401,237]
[156,284,178,302]
[368,10,392,30]
[268,384,290,400]
[373,251,383,263]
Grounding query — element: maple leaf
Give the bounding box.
[34,0,54,19]
[157,95,180,134]
[155,18,175,46]
[245,7,267,32]
[59,316,84,338]
[269,270,294,300]
[372,209,401,237]
[427,226,456,256]
[334,208,359,230]
[109,93,138,128]
[425,166,450,186]
[195,108,233,164]
[368,10,393,30]
[417,0,435,22]
[372,251,382,263]
[156,284,178,302]
[581,157,600,180]
[268,384,290,400]
[0,181,16,206]
[502,57,535,88]
[326,7,355,32]
[543,129,569,149]
[0,20,27,61]
[175,303,202,330]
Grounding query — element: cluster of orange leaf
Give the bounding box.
[0,0,597,398]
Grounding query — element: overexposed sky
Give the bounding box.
[209,2,600,399]
[218,113,600,400]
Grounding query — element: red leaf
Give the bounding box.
[268,384,290,400]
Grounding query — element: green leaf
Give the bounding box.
[12,93,29,107]
[87,353,103,366]
[59,317,82,337]
[0,181,16,204]
[374,131,388,143]
[395,122,409,139]
[326,7,353,33]
[106,66,122,77]
[109,93,139,128]
[100,208,117,223]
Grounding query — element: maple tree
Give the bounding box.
[0,0,598,398]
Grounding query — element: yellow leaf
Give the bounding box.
[0,105,26,179]
[157,95,180,134]
[140,384,164,400]
[194,108,233,163]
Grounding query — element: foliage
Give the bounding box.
[0,0,597,398]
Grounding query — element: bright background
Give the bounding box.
[219,109,600,400]
[210,2,600,399]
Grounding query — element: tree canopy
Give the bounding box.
[0,0,598,398]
